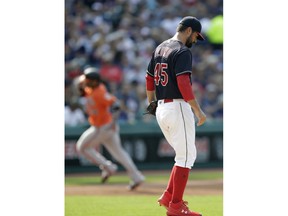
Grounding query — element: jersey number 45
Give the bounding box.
[154,63,168,86]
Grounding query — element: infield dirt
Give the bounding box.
[65,169,223,196]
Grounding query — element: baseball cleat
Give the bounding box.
[166,201,202,216]
[100,172,110,184]
[128,181,143,190]
[100,162,118,184]
[128,172,145,191]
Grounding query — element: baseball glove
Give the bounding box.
[143,100,158,116]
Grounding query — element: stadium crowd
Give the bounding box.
[65,0,223,126]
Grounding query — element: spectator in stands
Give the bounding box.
[65,100,87,126]
[65,0,223,125]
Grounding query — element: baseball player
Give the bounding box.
[145,16,206,216]
[75,67,145,190]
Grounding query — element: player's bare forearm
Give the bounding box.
[146,90,156,103]
[187,99,200,112]
[187,99,206,126]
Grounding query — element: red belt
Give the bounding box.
[164,99,173,103]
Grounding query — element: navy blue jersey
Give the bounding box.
[146,39,192,100]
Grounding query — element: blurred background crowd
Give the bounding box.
[65,0,223,126]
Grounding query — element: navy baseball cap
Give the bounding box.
[179,16,205,40]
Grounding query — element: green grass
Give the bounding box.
[65,170,223,216]
[65,195,222,216]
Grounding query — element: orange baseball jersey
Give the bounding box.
[84,83,116,127]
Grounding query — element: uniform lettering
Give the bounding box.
[154,63,168,86]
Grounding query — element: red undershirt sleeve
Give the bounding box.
[177,73,195,101]
[146,74,155,91]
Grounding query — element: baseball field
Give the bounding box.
[65,168,223,216]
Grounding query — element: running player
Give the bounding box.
[76,67,145,190]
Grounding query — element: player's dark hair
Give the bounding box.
[176,24,189,32]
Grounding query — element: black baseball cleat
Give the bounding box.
[128,181,143,190]
[100,163,118,184]
[128,173,145,190]
[101,174,109,184]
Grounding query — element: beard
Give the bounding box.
[185,32,196,48]
[185,39,193,48]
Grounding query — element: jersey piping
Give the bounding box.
[177,70,192,76]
